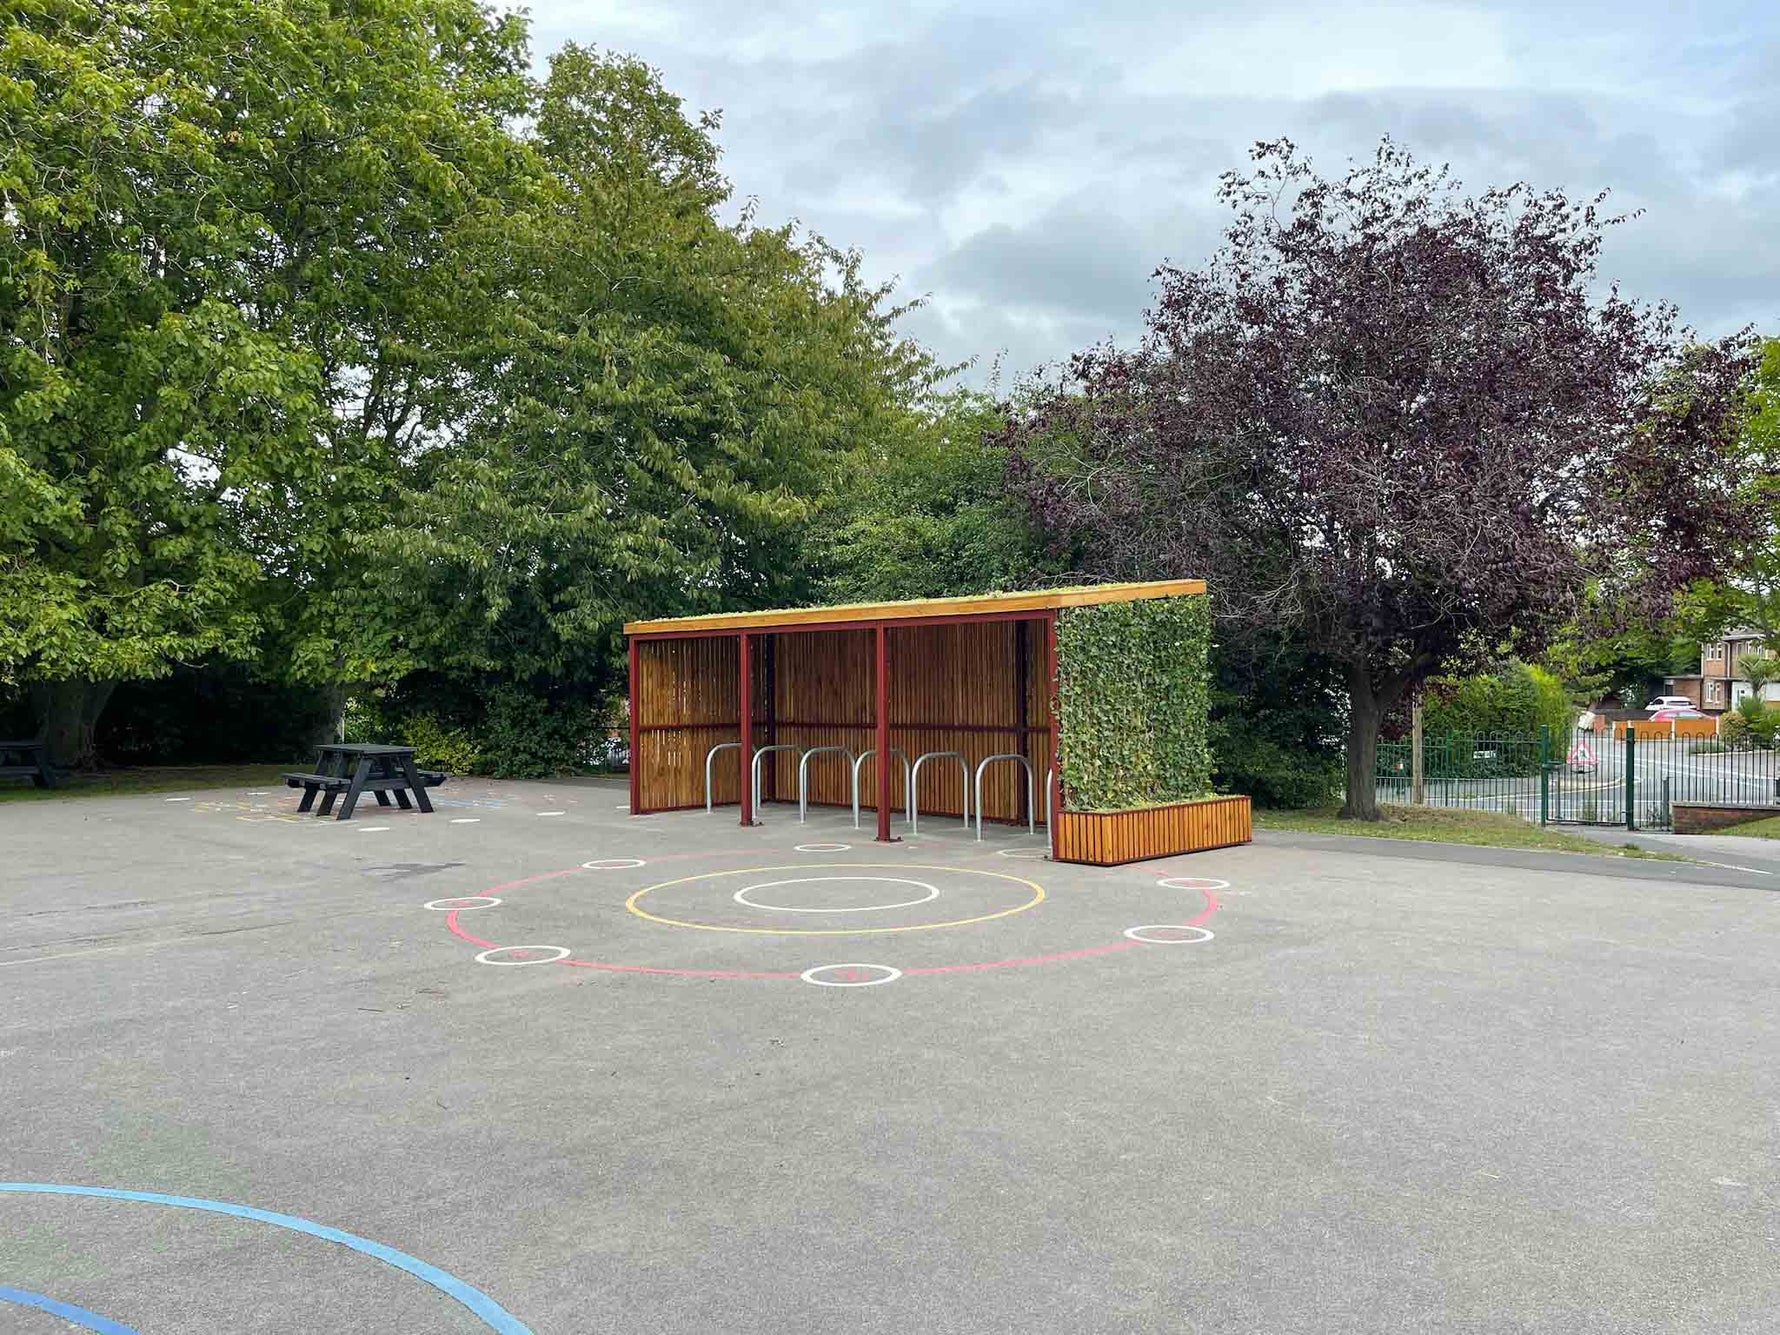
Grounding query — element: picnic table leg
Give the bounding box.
[397,755,434,814]
[374,790,392,807]
[336,757,373,821]
[393,789,413,810]
[298,784,319,813]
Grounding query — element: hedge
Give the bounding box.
[1055,593,1213,810]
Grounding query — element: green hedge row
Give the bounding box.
[1055,594,1214,810]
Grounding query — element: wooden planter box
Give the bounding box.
[1052,793,1252,866]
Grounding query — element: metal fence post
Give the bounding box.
[1624,723,1636,831]
[1539,725,1550,825]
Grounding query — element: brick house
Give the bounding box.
[1663,628,1780,712]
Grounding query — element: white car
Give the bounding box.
[1647,696,1694,712]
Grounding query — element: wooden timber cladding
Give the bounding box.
[623,579,1206,637]
[1051,795,1252,866]
[633,621,1052,822]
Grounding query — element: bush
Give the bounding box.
[1422,661,1574,741]
[480,685,606,779]
[396,714,482,773]
[1210,723,1342,808]
[1720,711,1756,750]
[1689,738,1729,756]
[1737,696,1778,748]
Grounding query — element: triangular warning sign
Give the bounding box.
[1566,738,1596,767]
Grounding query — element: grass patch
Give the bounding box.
[0,764,288,803]
[1254,803,1676,858]
[1719,814,1780,839]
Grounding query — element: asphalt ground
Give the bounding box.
[4,777,1778,1333]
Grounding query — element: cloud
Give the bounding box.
[522,0,1780,381]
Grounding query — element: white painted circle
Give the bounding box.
[474,945,571,965]
[449,817,481,824]
[583,857,647,871]
[735,876,940,914]
[996,847,1048,861]
[795,842,851,853]
[1158,876,1229,891]
[424,896,502,911]
[358,826,390,833]
[1123,924,1215,945]
[538,811,566,817]
[800,963,903,988]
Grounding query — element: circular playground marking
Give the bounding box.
[734,876,941,914]
[626,863,1043,936]
[0,1285,133,1334]
[429,852,1221,984]
[0,1183,530,1334]
[795,842,852,853]
[582,857,647,871]
[475,945,572,966]
[800,963,902,988]
[1123,924,1215,945]
[450,817,481,824]
[996,846,1048,861]
[1158,876,1228,891]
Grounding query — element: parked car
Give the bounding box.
[1647,708,1706,721]
[1647,696,1695,712]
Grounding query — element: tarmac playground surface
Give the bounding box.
[4,777,1779,1333]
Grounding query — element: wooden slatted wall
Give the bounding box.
[1052,795,1251,865]
[632,617,1055,824]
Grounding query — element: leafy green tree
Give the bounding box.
[1,0,318,762]
[818,390,1063,601]
[0,0,533,762]
[394,48,934,706]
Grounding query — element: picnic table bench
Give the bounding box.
[0,740,58,788]
[282,744,446,821]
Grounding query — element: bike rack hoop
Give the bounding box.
[973,752,1036,839]
[747,744,804,824]
[798,745,858,823]
[909,750,971,833]
[703,742,741,813]
[852,748,912,829]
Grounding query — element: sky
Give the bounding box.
[518,0,1780,388]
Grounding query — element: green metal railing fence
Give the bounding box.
[1374,725,1780,832]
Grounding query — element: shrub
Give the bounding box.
[1422,661,1574,741]
[1210,722,1342,808]
[1720,711,1755,750]
[480,686,606,779]
[397,714,482,773]
[1689,738,1728,756]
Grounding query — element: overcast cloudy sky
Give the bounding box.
[520,0,1780,386]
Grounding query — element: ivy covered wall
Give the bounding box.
[1055,593,1214,810]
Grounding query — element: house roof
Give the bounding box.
[1724,627,1769,641]
[623,578,1207,637]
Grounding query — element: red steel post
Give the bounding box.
[738,631,753,826]
[875,623,893,843]
[1046,613,1060,859]
[627,637,641,815]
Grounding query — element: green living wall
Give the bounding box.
[1055,593,1214,810]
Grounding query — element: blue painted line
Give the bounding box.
[0,1184,533,1335]
[0,1285,138,1333]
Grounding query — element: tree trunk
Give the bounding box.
[1340,669,1383,821]
[311,681,348,750]
[30,679,119,770]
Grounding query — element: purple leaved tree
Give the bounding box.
[1007,139,1762,820]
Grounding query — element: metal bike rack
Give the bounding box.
[703,742,741,812]
[851,748,911,828]
[973,753,1036,839]
[747,745,803,824]
[909,750,971,833]
[798,746,857,823]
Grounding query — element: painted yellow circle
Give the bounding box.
[624,863,1045,936]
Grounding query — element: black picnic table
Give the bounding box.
[282,744,445,821]
[0,740,58,788]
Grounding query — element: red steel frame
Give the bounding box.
[629,609,1059,844]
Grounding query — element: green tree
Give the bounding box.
[818,390,1062,602]
[0,0,533,762]
[394,48,933,709]
[1,0,319,763]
